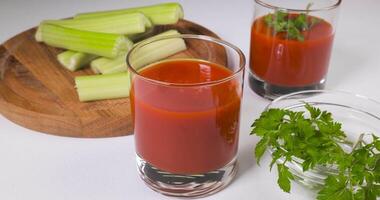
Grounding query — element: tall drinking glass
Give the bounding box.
[249,0,341,99]
[127,34,245,197]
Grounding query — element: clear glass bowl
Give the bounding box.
[266,90,380,189]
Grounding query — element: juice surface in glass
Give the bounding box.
[250,14,334,87]
[131,59,241,174]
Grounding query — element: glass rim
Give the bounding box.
[126,34,246,87]
[266,89,380,119]
[254,0,342,12]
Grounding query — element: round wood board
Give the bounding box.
[0,19,221,138]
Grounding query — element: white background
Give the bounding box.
[1,0,380,199]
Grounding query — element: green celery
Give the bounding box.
[43,12,152,35]
[92,29,185,74]
[36,23,133,58]
[74,3,184,25]
[127,27,156,42]
[57,51,98,71]
[90,57,110,74]
[129,30,187,69]
[91,56,127,74]
[75,72,130,102]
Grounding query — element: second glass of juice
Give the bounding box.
[249,0,341,99]
[127,34,245,197]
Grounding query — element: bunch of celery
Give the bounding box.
[35,3,186,102]
[79,29,186,101]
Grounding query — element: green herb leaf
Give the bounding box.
[294,13,308,30]
[255,136,269,164]
[305,103,321,119]
[264,4,322,41]
[277,164,294,193]
[317,176,353,200]
[374,138,380,151]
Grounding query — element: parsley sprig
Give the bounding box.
[264,4,321,41]
[251,104,380,200]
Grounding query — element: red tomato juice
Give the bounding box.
[250,15,334,87]
[131,59,241,174]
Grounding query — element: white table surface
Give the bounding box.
[1,0,380,199]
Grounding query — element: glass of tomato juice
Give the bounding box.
[249,0,341,99]
[127,34,245,197]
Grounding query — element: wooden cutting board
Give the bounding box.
[0,19,221,138]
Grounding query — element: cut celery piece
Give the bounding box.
[43,13,151,35]
[77,86,129,102]
[35,28,42,42]
[92,56,127,74]
[136,29,181,44]
[91,57,110,74]
[75,72,130,102]
[75,72,129,88]
[57,51,98,71]
[129,30,187,69]
[36,23,133,58]
[92,29,185,74]
[127,27,155,42]
[75,3,184,25]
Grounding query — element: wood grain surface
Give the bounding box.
[0,19,221,138]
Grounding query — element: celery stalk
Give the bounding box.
[57,51,98,71]
[43,13,152,35]
[136,29,182,44]
[75,72,130,102]
[75,72,129,88]
[77,86,128,102]
[36,23,133,58]
[92,56,127,74]
[91,57,110,74]
[127,27,155,42]
[129,30,187,69]
[92,29,185,74]
[75,3,184,25]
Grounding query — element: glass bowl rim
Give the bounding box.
[266,90,380,112]
[126,34,246,88]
